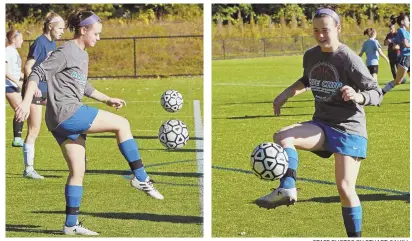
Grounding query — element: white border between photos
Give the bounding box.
[1,0,411,240]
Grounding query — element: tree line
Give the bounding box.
[6,4,203,25]
[212,4,410,27]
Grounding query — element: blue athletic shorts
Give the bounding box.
[6,79,20,93]
[51,105,99,145]
[397,55,410,73]
[304,120,368,159]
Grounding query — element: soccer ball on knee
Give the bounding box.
[250,142,288,181]
[158,120,189,149]
[160,90,183,112]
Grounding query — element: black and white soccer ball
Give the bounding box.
[158,120,189,149]
[160,90,183,112]
[250,142,289,181]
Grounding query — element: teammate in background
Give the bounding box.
[255,8,382,237]
[15,10,163,236]
[6,29,24,147]
[382,13,410,94]
[21,12,65,179]
[359,28,390,81]
[384,20,406,83]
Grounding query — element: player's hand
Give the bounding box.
[273,92,288,116]
[15,100,31,122]
[341,85,364,104]
[34,87,42,97]
[105,97,126,110]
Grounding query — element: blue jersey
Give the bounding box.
[394,28,410,57]
[361,39,381,66]
[27,34,56,67]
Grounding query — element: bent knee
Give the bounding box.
[117,117,131,131]
[273,129,295,146]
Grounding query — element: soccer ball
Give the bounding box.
[250,142,289,181]
[158,120,189,149]
[160,90,183,112]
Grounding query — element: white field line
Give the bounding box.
[193,100,204,226]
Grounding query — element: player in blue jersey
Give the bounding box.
[359,28,390,81]
[382,13,410,94]
[15,9,163,236]
[255,8,382,237]
[6,29,24,147]
[21,12,65,179]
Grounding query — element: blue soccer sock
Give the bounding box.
[118,139,148,182]
[342,206,362,237]
[279,147,298,189]
[382,81,395,93]
[65,185,83,227]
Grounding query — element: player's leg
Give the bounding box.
[22,104,44,179]
[86,109,163,199]
[334,153,362,237]
[255,122,326,209]
[59,136,98,236]
[6,92,24,147]
[383,56,409,94]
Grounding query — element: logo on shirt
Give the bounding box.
[308,61,343,102]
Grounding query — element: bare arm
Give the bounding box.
[359,51,364,57]
[282,78,308,98]
[273,78,308,115]
[89,89,110,103]
[24,58,35,79]
[88,88,126,110]
[377,48,390,64]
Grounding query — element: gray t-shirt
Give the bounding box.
[28,41,96,130]
[299,44,383,139]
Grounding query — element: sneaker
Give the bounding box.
[63,221,99,236]
[23,170,45,179]
[130,176,164,200]
[255,187,297,209]
[11,139,24,147]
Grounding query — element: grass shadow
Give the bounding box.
[5,173,62,179]
[147,171,202,178]
[32,211,203,224]
[224,114,312,119]
[300,193,410,203]
[6,224,64,235]
[88,135,203,141]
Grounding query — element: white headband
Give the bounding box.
[49,16,64,23]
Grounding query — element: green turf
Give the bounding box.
[6,77,203,237]
[212,55,410,237]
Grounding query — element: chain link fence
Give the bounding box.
[213,34,391,60]
[21,35,203,78]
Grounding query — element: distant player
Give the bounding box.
[384,19,406,83]
[382,13,410,94]
[6,29,24,147]
[15,9,163,236]
[21,12,65,179]
[255,8,382,237]
[359,28,390,81]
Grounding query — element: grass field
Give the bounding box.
[212,55,410,237]
[5,77,203,237]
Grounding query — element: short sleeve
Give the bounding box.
[299,52,310,87]
[84,82,96,97]
[27,39,42,60]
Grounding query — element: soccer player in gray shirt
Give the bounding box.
[255,8,382,237]
[15,10,163,236]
